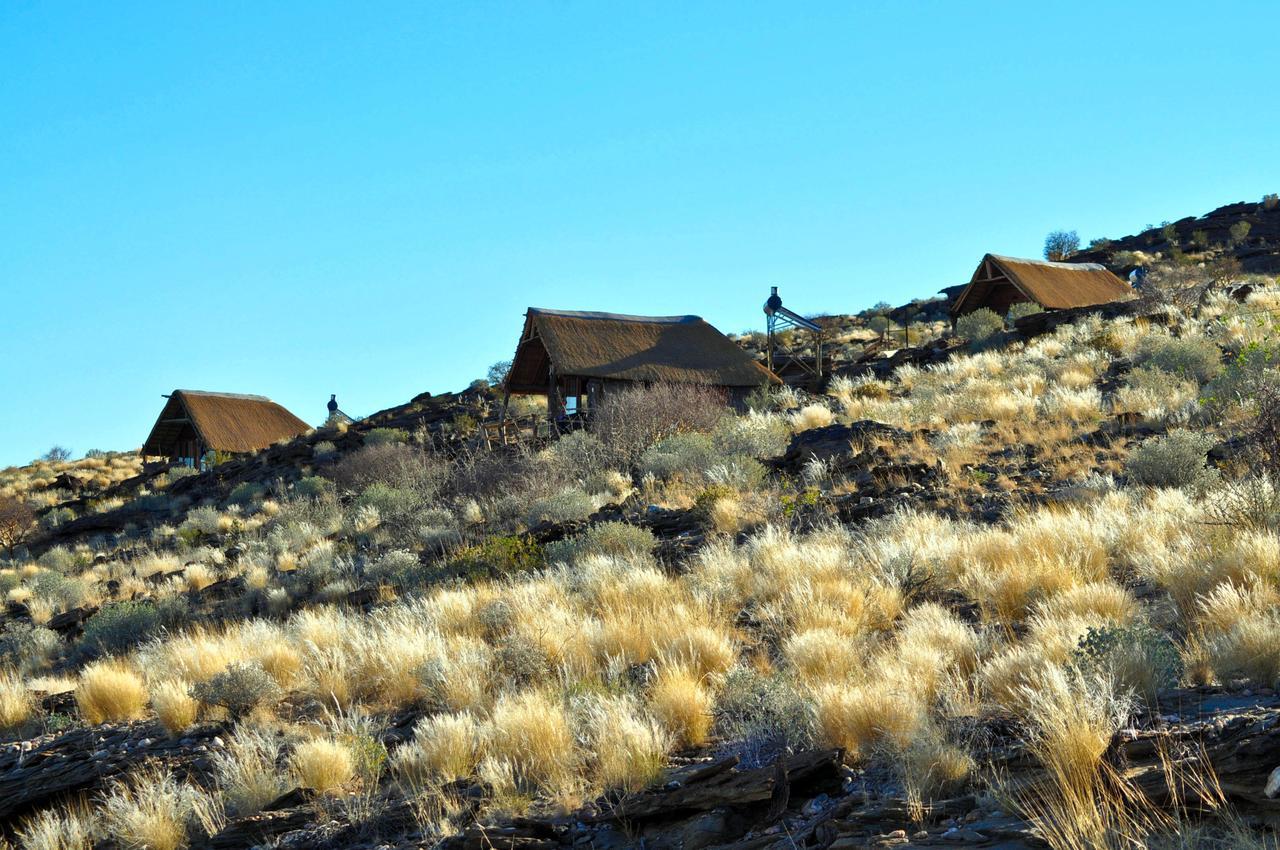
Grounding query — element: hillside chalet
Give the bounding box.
[503,308,780,418]
[950,254,1135,318]
[140,390,311,467]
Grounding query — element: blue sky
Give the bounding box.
[2,2,1278,467]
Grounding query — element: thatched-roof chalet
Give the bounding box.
[141,390,311,465]
[950,254,1135,318]
[505,308,779,416]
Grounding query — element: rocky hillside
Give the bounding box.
[1074,196,1280,274]
[1,211,1280,850]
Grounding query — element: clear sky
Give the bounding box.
[3,2,1278,467]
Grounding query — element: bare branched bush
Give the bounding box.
[329,443,447,497]
[0,496,35,558]
[591,383,729,464]
[1140,258,1241,316]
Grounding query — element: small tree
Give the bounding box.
[42,446,72,463]
[487,360,512,388]
[0,497,35,558]
[867,314,892,340]
[1044,230,1080,261]
[1006,302,1044,326]
[1229,220,1252,246]
[955,308,1005,351]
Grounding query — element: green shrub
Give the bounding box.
[80,601,161,658]
[713,414,791,459]
[548,431,617,473]
[955,308,1004,350]
[1136,335,1223,384]
[293,476,335,500]
[0,622,59,674]
[449,535,544,581]
[162,465,199,486]
[364,427,408,447]
[191,662,282,719]
[1006,302,1044,325]
[526,488,595,526]
[1208,474,1280,532]
[1126,429,1218,490]
[30,571,90,611]
[1202,342,1279,418]
[228,482,265,506]
[715,667,814,769]
[1074,624,1182,705]
[545,521,656,564]
[37,546,78,573]
[39,507,76,532]
[312,441,338,461]
[367,549,422,586]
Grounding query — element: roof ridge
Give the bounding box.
[528,308,701,324]
[174,390,275,402]
[988,254,1107,272]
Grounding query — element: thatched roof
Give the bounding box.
[141,390,311,457]
[506,308,779,392]
[951,254,1135,316]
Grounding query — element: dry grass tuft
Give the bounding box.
[76,660,148,725]
[392,712,483,788]
[213,725,291,816]
[812,682,924,758]
[16,805,95,850]
[151,680,199,736]
[486,690,577,792]
[0,671,35,732]
[290,738,355,794]
[100,767,202,850]
[648,664,713,748]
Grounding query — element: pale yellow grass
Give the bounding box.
[812,681,925,758]
[212,725,290,816]
[290,738,355,793]
[581,695,670,793]
[16,805,94,850]
[486,690,577,792]
[100,768,203,850]
[76,660,148,724]
[0,672,34,731]
[647,664,712,747]
[150,680,199,735]
[392,712,483,787]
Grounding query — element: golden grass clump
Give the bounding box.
[76,660,148,725]
[486,690,577,792]
[647,664,713,748]
[1012,668,1137,849]
[290,738,355,793]
[1019,667,1130,798]
[789,403,835,432]
[392,712,484,788]
[980,644,1058,713]
[783,627,865,685]
[0,671,35,732]
[150,680,199,736]
[1205,613,1280,687]
[183,564,215,593]
[812,681,925,758]
[581,695,670,793]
